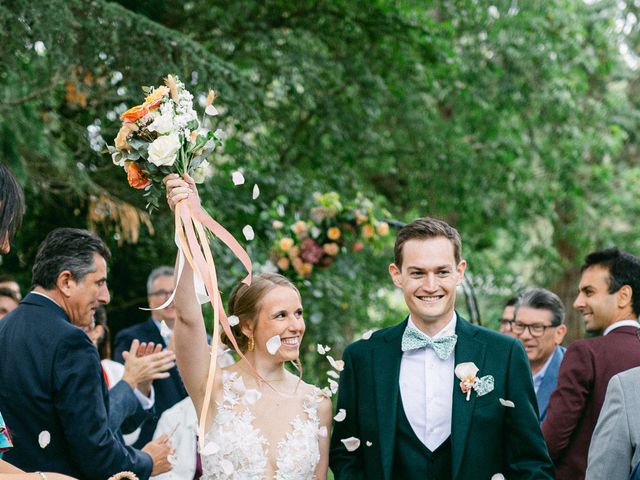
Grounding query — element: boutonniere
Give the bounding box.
[455,362,495,401]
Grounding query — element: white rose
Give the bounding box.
[147,113,174,134]
[148,134,180,166]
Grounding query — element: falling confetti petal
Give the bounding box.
[221,459,235,475]
[327,370,340,379]
[322,387,333,398]
[362,330,374,340]
[327,355,345,372]
[366,441,373,447]
[38,431,51,449]
[160,320,172,337]
[168,454,178,466]
[341,437,360,452]
[491,475,506,480]
[231,171,245,185]
[228,315,240,327]
[329,379,339,394]
[266,335,281,355]
[243,225,255,241]
[318,426,328,437]
[244,389,262,405]
[200,442,220,456]
[252,184,260,200]
[499,398,515,408]
[334,409,346,422]
[317,344,326,355]
[205,105,219,116]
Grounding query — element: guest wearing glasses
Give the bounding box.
[114,266,188,449]
[511,288,567,422]
[498,295,518,336]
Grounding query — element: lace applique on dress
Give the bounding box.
[200,372,323,480]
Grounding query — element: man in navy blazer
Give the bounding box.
[543,247,640,479]
[114,266,187,448]
[509,288,567,422]
[0,228,172,479]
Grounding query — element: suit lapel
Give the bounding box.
[451,317,486,480]
[373,320,405,480]
[143,318,166,347]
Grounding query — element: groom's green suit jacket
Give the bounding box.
[329,315,555,479]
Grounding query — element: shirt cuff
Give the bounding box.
[134,386,155,409]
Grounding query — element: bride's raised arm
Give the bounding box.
[163,173,213,415]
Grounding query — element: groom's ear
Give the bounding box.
[389,263,403,288]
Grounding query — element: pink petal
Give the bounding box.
[341,437,360,452]
[266,335,281,355]
[334,409,346,422]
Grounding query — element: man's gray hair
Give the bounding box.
[514,287,565,326]
[146,266,175,294]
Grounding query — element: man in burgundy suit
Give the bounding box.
[542,247,640,479]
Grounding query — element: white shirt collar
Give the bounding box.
[603,319,640,336]
[407,312,457,339]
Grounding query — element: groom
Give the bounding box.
[329,218,553,479]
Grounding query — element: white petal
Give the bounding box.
[266,335,281,355]
[252,184,260,200]
[322,387,333,398]
[160,320,173,337]
[329,378,339,394]
[341,437,361,452]
[327,355,345,372]
[227,315,240,327]
[242,225,255,241]
[362,329,374,340]
[491,475,506,480]
[499,398,515,408]
[334,409,346,422]
[38,430,50,449]
[317,344,326,355]
[366,441,373,447]
[244,389,262,405]
[327,370,340,379]
[221,459,234,475]
[168,453,178,466]
[231,170,245,185]
[318,426,328,437]
[205,105,219,116]
[454,362,479,380]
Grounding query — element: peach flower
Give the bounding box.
[279,237,294,251]
[277,257,290,271]
[327,227,341,241]
[362,224,375,239]
[114,123,138,151]
[144,86,169,110]
[352,241,364,253]
[293,220,308,237]
[323,242,340,256]
[376,221,389,236]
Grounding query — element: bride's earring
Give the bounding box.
[248,336,255,352]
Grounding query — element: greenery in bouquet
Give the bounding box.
[269,191,391,279]
[108,74,225,213]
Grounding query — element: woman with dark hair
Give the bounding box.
[0,169,78,479]
[0,163,25,255]
[164,174,332,479]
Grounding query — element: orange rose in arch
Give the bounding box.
[126,162,151,189]
[121,104,149,123]
[327,227,341,241]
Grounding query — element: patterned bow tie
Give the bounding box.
[401,327,457,360]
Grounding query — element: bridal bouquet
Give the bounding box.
[109,74,224,213]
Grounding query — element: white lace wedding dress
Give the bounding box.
[200,371,324,480]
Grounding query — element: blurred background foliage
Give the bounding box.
[2,0,640,384]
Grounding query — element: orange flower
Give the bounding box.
[354,212,368,225]
[144,86,169,110]
[277,257,290,271]
[376,221,389,236]
[279,237,294,251]
[121,104,149,123]
[126,162,151,189]
[288,246,300,259]
[293,220,308,237]
[362,224,375,239]
[327,227,341,240]
[323,242,339,256]
[292,257,313,277]
[352,241,364,253]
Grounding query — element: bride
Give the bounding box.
[164,174,332,479]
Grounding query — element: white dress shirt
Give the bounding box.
[603,319,640,336]
[399,313,456,451]
[532,348,556,394]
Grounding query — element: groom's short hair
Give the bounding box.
[394,217,462,268]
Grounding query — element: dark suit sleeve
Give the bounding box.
[108,381,154,435]
[53,329,153,479]
[329,346,365,480]
[542,341,593,461]
[504,340,555,478]
[113,330,135,363]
